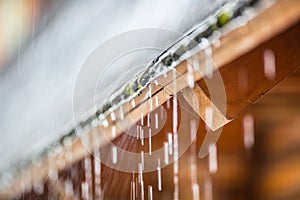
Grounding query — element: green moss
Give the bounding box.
[125,83,133,95]
[217,11,232,27]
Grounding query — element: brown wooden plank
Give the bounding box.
[198,21,300,119]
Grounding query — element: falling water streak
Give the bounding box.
[160,106,164,119]
[168,133,173,155]
[81,182,89,200]
[263,49,276,80]
[172,68,179,198]
[112,146,117,164]
[84,156,92,199]
[174,175,179,200]
[164,142,169,165]
[192,56,200,71]
[173,135,179,170]
[139,162,144,200]
[173,68,179,200]
[172,69,178,134]
[149,128,152,155]
[190,120,199,200]
[149,85,153,111]
[147,113,151,128]
[243,114,255,150]
[190,120,197,183]
[140,128,144,146]
[93,130,101,199]
[131,99,136,108]
[94,149,102,198]
[212,33,221,48]
[110,112,116,121]
[157,159,162,191]
[136,177,139,198]
[204,178,213,200]
[92,118,99,128]
[137,126,140,140]
[187,62,195,88]
[155,113,159,129]
[164,71,168,78]
[64,179,74,197]
[148,185,153,200]
[205,47,213,79]
[167,99,171,109]
[119,105,124,120]
[208,144,218,174]
[192,183,200,200]
[205,107,213,130]
[131,181,136,200]
[141,151,145,170]
[141,113,144,126]
[155,96,159,107]
[111,126,116,138]
[70,166,79,197]
[138,163,143,184]
[141,180,145,200]
[102,119,109,128]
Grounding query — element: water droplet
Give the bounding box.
[131,99,136,108]
[204,178,213,200]
[155,113,159,129]
[205,47,213,79]
[263,49,276,80]
[141,151,144,170]
[157,159,162,191]
[164,142,169,165]
[110,112,116,121]
[167,99,171,109]
[138,163,143,184]
[148,185,153,200]
[111,126,116,138]
[119,105,124,120]
[173,175,179,200]
[187,62,195,88]
[243,114,255,150]
[141,113,144,126]
[141,180,145,200]
[147,113,151,128]
[131,181,136,200]
[208,144,218,174]
[140,128,144,146]
[149,128,152,155]
[168,133,173,155]
[81,181,89,200]
[102,119,109,128]
[192,183,200,200]
[112,146,117,164]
